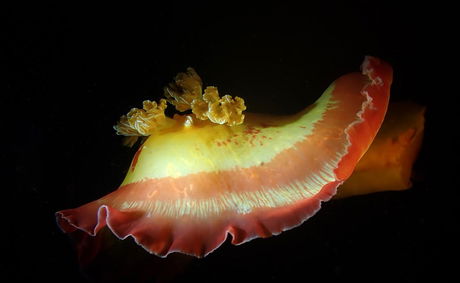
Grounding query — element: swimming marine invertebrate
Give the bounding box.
[56,56,392,257]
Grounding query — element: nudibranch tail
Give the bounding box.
[57,57,392,258]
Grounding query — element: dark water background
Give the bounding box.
[9,2,454,282]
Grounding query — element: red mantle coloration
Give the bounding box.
[57,57,392,258]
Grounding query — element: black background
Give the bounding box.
[8,2,455,282]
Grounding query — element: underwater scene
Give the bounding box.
[10,2,450,282]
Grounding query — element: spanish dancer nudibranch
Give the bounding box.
[57,56,393,257]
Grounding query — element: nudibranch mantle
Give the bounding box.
[57,56,392,258]
[122,85,334,183]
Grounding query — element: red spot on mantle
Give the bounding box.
[244,127,261,135]
[131,146,143,172]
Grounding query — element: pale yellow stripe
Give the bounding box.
[116,155,340,219]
